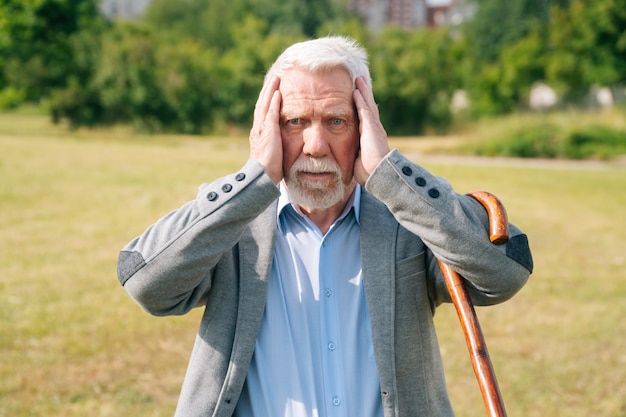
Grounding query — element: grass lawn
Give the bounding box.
[1,113,625,416]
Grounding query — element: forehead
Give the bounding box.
[279,68,354,115]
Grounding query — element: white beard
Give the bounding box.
[285,157,347,210]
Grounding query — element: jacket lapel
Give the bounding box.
[229,203,277,386]
[359,190,398,394]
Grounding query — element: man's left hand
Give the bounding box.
[353,76,390,185]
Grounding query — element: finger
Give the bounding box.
[253,89,283,184]
[353,88,368,128]
[354,89,382,135]
[252,75,281,134]
[267,89,282,124]
[355,76,381,122]
[251,88,282,151]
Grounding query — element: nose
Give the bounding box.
[302,123,330,158]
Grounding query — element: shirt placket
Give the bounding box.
[319,231,347,417]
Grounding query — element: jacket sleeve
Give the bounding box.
[117,159,281,316]
[365,149,533,306]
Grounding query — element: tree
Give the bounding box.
[218,15,303,126]
[0,0,106,105]
[469,22,547,114]
[143,0,346,51]
[464,0,578,63]
[370,26,463,134]
[545,0,626,98]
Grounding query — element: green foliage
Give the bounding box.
[469,119,626,160]
[473,123,561,158]
[48,20,108,125]
[47,0,342,132]
[545,0,626,98]
[465,0,550,62]
[218,15,304,126]
[2,0,625,136]
[370,26,462,134]
[0,0,105,106]
[143,0,239,51]
[463,0,626,116]
[563,125,626,159]
[51,23,227,133]
[0,86,27,109]
[468,23,548,115]
[143,0,344,50]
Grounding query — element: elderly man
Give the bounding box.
[117,36,533,417]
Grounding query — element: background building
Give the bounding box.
[348,0,475,29]
[100,0,151,19]
[99,0,475,28]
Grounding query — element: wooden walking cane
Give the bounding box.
[438,191,510,417]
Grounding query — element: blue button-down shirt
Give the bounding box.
[235,184,383,417]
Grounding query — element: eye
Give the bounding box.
[287,118,300,125]
[330,118,343,126]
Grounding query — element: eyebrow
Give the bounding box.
[326,109,351,118]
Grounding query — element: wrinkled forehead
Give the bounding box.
[270,63,358,89]
[281,66,353,90]
[279,69,356,120]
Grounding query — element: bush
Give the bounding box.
[563,126,626,159]
[0,86,27,109]
[470,121,626,160]
[474,123,561,158]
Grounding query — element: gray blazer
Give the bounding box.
[118,150,532,417]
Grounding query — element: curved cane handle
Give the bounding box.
[467,191,509,245]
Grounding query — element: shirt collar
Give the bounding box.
[277,182,361,233]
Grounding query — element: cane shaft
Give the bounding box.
[439,191,510,417]
[439,261,507,417]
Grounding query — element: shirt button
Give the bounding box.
[235,173,246,181]
[328,342,336,351]
[324,288,333,297]
[207,191,218,201]
[332,396,341,406]
[222,183,233,193]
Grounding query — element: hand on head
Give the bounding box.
[249,75,284,185]
[353,76,390,185]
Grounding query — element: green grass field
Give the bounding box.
[1,113,625,416]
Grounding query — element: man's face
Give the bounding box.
[279,67,359,210]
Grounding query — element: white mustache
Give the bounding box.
[292,157,341,176]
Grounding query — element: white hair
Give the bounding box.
[265,36,371,87]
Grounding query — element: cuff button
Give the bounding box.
[207,191,219,201]
[428,188,440,198]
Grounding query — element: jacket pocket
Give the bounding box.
[396,251,426,279]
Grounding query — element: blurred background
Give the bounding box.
[1,0,625,141]
[1,1,625,416]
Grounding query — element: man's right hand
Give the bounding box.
[249,75,283,185]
